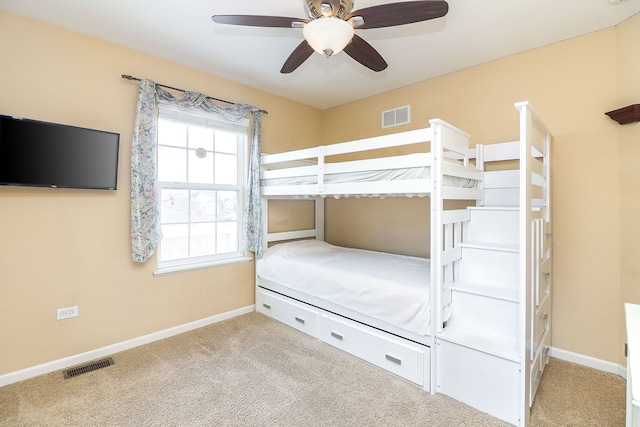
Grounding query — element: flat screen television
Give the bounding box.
[0,115,120,190]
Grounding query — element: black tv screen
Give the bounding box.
[0,115,120,190]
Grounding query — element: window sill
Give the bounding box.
[154,256,253,277]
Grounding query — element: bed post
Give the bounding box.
[429,119,444,394]
[475,143,485,207]
[516,102,534,426]
[315,196,325,241]
[515,101,552,425]
[261,196,269,256]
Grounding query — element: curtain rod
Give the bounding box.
[121,74,268,115]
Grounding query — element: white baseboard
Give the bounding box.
[551,346,627,379]
[0,305,255,388]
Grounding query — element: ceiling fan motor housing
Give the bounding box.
[305,0,355,19]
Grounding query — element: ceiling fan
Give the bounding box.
[211,0,449,73]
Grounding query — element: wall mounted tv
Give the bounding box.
[0,115,120,190]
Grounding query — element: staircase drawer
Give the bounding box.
[532,295,551,359]
[543,221,552,257]
[536,257,551,307]
[541,328,551,367]
[437,339,520,425]
[256,289,319,338]
[319,314,426,386]
[459,246,519,288]
[530,328,551,406]
[530,347,543,406]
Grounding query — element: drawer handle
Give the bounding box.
[385,354,402,365]
[262,303,271,310]
[295,316,305,324]
[330,332,343,341]
[543,272,550,280]
[534,370,542,383]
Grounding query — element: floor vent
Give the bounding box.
[63,357,114,379]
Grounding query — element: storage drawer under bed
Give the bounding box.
[256,287,431,390]
[319,313,428,386]
[256,288,320,338]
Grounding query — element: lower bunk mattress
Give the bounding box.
[256,239,440,337]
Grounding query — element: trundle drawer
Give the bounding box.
[319,314,426,386]
[256,289,319,338]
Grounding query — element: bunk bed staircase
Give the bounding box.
[435,102,552,426]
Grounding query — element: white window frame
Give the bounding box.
[154,104,251,276]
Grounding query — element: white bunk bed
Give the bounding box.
[256,118,482,390]
[255,102,552,427]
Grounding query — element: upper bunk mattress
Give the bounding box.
[261,154,477,189]
[256,239,433,336]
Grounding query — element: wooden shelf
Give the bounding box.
[605,104,640,125]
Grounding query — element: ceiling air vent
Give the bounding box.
[382,105,410,128]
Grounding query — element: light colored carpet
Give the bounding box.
[0,313,626,426]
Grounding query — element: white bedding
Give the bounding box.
[256,240,433,336]
[261,155,477,189]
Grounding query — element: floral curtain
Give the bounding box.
[243,112,263,258]
[130,80,159,263]
[130,78,262,262]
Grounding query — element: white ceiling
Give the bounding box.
[1,0,639,109]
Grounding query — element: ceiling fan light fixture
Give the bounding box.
[303,17,354,58]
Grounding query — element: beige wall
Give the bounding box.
[1,8,638,376]
[0,11,321,375]
[617,15,640,358]
[322,16,640,365]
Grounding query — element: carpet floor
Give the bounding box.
[0,313,627,426]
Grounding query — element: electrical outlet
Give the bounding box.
[56,306,78,320]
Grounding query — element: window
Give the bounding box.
[156,105,250,273]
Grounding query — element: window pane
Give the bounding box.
[188,125,214,150]
[157,106,246,268]
[160,224,189,261]
[215,153,237,185]
[217,191,238,221]
[190,223,216,257]
[158,146,187,182]
[188,149,214,184]
[190,190,216,223]
[160,189,189,224]
[158,120,187,148]
[217,222,238,254]
[215,130,237,154]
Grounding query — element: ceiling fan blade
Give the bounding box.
[346,1,448,29]
[280,41,315,73]
[343,35,388,72]
[212,15,308,28]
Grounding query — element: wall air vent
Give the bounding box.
[382,105,410,128]
[63,357,114,379]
